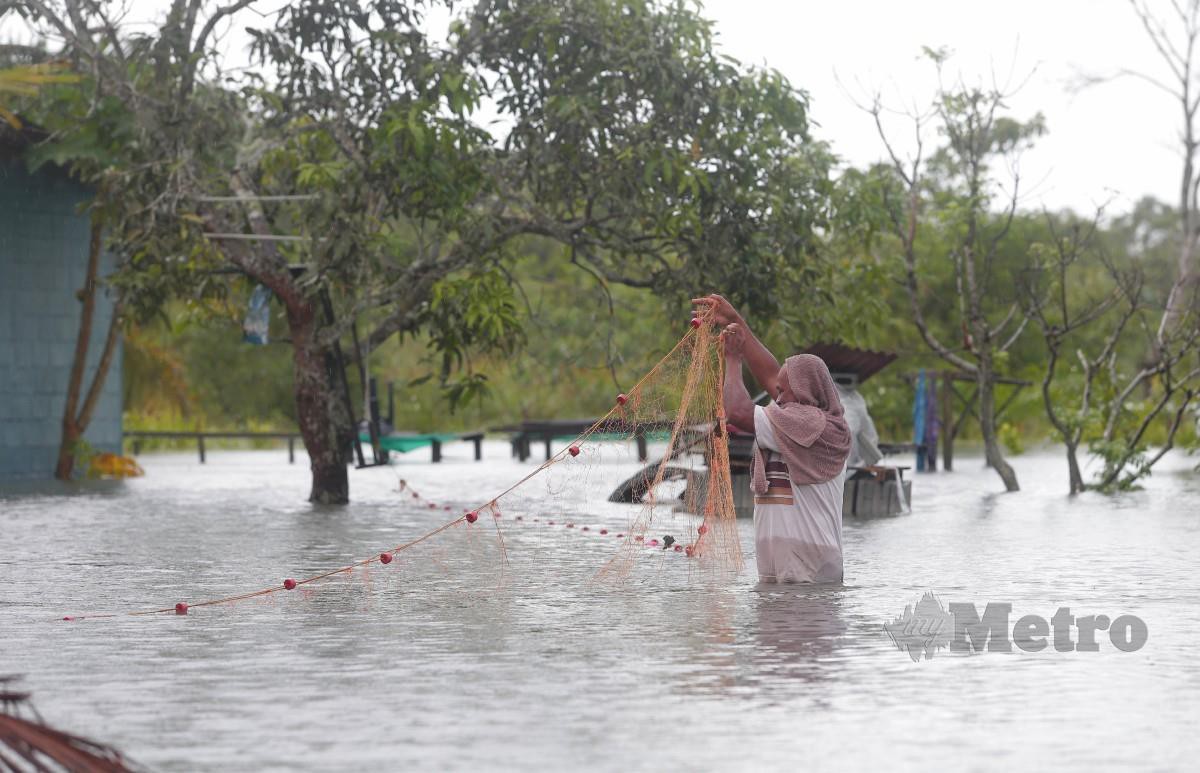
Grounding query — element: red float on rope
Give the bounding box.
[616,393,628,405]
[568,445,580,457]
[685,545,695,557]
[283,579,297,590]
[175,602,188,615]
[697,525,708,535]
[674,544,683,552]
[379,552,393,565]
[599,529,608,535]
[465,511,479,524]
[690,317,702,329]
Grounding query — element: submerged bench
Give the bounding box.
[126,431,302,463]
[493,419,676,463]
[359,431,485,463]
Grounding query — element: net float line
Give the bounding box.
[61,311,724,621]
[399,479,699,555]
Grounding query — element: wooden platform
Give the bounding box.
[494,419,677,462]
[360,431,485,462]
[126,430,301,463]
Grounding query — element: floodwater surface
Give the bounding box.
[2,443,1198,771]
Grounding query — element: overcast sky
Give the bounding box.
[4,0,1188,215]
[702,0,1182,216]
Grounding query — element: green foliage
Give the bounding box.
[123,295,297,430]
[21,2,1200,497]
[999,422,1025,455]
[422,269,524,409]
[0,60,79,128]
[17,48,241,323]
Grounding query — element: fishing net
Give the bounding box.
[63,309,741,620]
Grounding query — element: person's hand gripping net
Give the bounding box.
[691,293,741,328]
[721,321,746,361]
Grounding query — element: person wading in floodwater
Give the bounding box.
[693,294,852,583]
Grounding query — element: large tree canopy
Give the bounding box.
[18,0,840,502]
[247,0,839,347]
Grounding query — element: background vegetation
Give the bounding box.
[6,0,1198,495]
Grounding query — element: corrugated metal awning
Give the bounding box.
[800,342,897,383]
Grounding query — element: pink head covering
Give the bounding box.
[751,354,851,492]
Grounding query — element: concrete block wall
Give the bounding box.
[0,160,123,479]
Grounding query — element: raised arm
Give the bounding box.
[692,294,781,398]
[721,324,756,433]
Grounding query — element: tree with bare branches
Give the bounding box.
[1123,0,1200,343]
[865,50,1043,492]
[1017,210,1147,493]
[1046,0,1200,489]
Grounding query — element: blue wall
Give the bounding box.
[0,159,122,479]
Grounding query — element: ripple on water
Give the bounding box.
[2,444,1199,771]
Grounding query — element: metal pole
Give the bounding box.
[350,321,382,465]
[369,377,382,439]
[319,288,366,469]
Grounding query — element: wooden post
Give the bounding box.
[197,434,206,464]
[941,372,954,471]
[543,435,552,461]
[431,439,442,463]
[472,436,482,461]
[636,433,648,462]
[132,439,142,456]
[288,436,295,464]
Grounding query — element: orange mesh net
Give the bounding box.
[62,309,740,620]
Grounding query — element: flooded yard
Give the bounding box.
[2,443,1198,771]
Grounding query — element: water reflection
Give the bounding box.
[752,585,847,676]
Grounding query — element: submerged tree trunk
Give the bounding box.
[976,355,1019,492]
[286,299,350,505]
[1065,443,1084,495]
[55,218,123,480]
